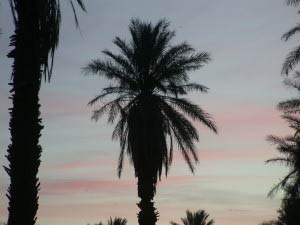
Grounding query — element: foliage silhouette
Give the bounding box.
[170,209,214,225]
[107,217,128,225]
[83,19,217,225]
[267,74,300,224]
[277,193,300,225]
[259,221,277,225]
[286,0,300,6]
[266,113,300,198]
[5,1,85,225]
[282,1,300,75]
[91,217,127,225]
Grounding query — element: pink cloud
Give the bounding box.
[171,149,273,163]
[42,179,133,194]
[41,176,195,195]
[212,104,286,131]
[199,150,271,160]
[45,160,115,170]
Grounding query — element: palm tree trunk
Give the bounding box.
[137,173,158,225]
[5,1,42,225]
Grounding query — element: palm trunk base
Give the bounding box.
[137,200,158,225]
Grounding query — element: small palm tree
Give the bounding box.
[107,217,127,225]
[91,217,127,225]
[170,210,214,225]
[83,19,217,225]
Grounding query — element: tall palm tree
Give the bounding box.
[83,19,217,225]
[170,210,214,225]
[5,1,85,225]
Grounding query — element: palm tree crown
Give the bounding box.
[83,19,217,181]
[8,0,86,81]
[171,210,214,225]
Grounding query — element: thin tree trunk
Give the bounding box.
[137,173,158,225]
[5,1,42,225]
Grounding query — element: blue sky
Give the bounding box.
[0,0,299,225]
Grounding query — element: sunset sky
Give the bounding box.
[0,1,299,225]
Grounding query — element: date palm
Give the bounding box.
[5,1,85,225]
[83,19,217,225]
[170,210,214,225]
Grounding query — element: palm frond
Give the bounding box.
[286,0,300,6]
[282,24,300,41]
[268,170,298,198]
[166,97,217,133]
[278,98,300,112]
[265,157,295,167]
[282,45,300,75]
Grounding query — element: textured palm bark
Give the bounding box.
[137,174,158,225]
[5,1,42,225]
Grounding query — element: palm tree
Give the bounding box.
[170,210,214,225]
[5,1,85,225]
[107,217,128,225]
[91,217,127,225]
[83,19,217,225]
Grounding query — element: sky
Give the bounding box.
[0,0,300,225]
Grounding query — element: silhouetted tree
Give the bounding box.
[83,19,217,225]
[5,1,85,225]
[170,210,214,225]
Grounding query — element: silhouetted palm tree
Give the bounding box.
[5,1,85,225]
[107,217,127,225]
[91,217,127,225]
[83,19,217,225]
[170,210,214,225]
